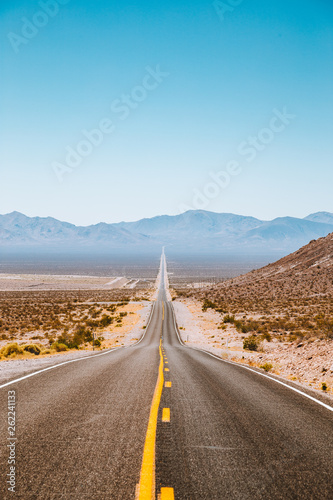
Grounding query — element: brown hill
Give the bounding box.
[211,232,333,302]
[182,233,333,342]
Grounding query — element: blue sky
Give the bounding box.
[1,0,332,225]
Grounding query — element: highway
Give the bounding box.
[0,252,333,499]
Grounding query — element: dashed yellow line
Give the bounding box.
[160,487,175,499]
[137,338,164,499]
[165,381,172,388]
[162,408,170,423]
[165,368,169,372]
[162,302,165,321]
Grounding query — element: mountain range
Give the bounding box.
[1,210,333,255]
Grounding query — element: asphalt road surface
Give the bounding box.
[0,252,332,499]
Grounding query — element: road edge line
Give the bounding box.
[170,302,333,413]
[0,346,123,390]
[196,347,333,412]
[133,302,156,346]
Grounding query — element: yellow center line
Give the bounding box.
[165,382,172,388]
[162,302,165,321]
[160,488,175,500]
[165,368,169,372]
[162,408,170,422]
[136,337,164,500]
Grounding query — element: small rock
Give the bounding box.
[297,343,304,348]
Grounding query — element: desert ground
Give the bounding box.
[0,273,153,291]
[0,275,154,384]
[172,297,333,398]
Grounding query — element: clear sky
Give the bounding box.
[1,0,332,225]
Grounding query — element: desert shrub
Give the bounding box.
[260,363,273,372]
[223,314,235,324]
[99,315,113,327]
[321,382,328,391]
[234,320,251,333]
[261,332,272,342]
[93,338,101,347]
[202,299,217,312]
[23,344,41,355]
[243,335,260,351]
[51,342,68,352]
[1,343,24,357]
[85,319,99,328]
[72,325,93,346]
[56,325,92,349]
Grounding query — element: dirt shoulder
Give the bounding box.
[173,297,333,398]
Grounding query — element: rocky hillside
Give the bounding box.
[180,233,333,343]
[202,232,333,302]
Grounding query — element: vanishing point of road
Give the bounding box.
[0,251,332,499]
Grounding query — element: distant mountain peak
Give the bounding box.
[304,212,333,224]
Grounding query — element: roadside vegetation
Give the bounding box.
[0,290,139,358]
[176,294,333,345]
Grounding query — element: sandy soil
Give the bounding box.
[99,301,151,348]
[173,298,333,398]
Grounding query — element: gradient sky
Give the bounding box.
[1,0,332,225]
